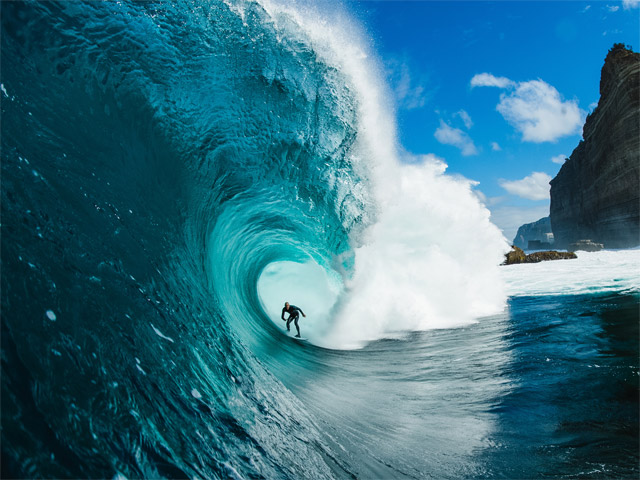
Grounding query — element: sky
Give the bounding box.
[346,0,639,242]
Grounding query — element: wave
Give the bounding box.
[1,0,512,477]
[217,0,511,349]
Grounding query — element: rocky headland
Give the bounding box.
[549,44,639,249]
[512,216,554,250]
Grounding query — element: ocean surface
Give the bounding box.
[1,1,638,478]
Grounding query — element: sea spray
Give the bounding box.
[254,0,510,348]
[323,157,509,348]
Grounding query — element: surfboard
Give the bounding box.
[289,334,308,342]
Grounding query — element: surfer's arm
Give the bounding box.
[281,308,286,320]
[300,308,306,317]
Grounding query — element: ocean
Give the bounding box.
[1,1,638,478]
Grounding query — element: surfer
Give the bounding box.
[281,302,306,338]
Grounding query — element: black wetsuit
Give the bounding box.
[281,305,304,336]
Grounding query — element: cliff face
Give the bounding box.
[550,45,640,249]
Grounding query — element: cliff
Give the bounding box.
[549,44,640,249]
[512,216,554,250]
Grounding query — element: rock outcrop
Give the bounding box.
[568,239,604,252]
[502,246,577,265]
[512,216,554,250]
[549,44,640,249]
[504,246,526,264]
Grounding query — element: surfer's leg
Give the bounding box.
[294,316,300,336]
[286,317,292,331]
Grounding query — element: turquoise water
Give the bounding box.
[1,1,638,478]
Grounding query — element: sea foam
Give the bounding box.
[501,248,640,297]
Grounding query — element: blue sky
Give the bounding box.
[347,0,639,242]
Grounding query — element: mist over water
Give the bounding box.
[1,1,637,479]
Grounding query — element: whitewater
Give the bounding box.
[1,1,638,479]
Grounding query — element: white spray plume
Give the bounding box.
[256,0,510,349]
[324,156,509,348]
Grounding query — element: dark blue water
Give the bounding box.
[2,1,638,478]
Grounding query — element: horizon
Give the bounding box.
[345,0,639,242]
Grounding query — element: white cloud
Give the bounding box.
[606,5,620,12]
[496,80,585,142]
[387,59,428,110]
[581,5,591,12]
[470,73,515,89]
[499,172,552,200]
[434,120,479,156]
[472,73,585,143]
[456,109,473,129]
[623,0,639,8]
[551,154,567,164]
[491,142,502,151]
